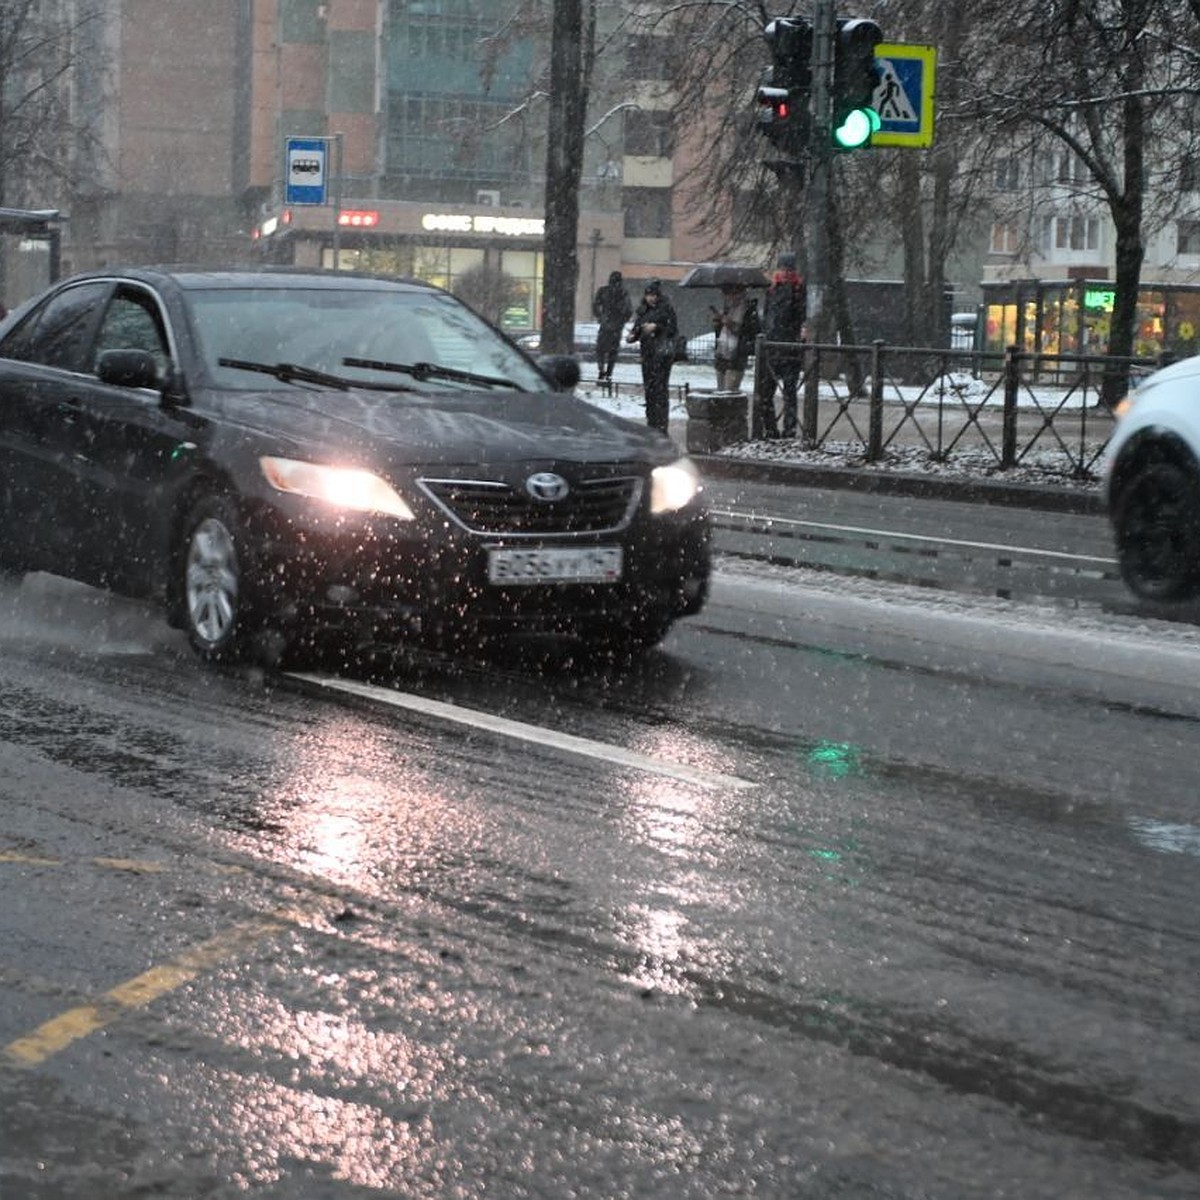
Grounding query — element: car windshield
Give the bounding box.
[187,285,551,394]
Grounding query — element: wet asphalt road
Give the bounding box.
[1,496,1199,1197]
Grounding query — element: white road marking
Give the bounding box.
[286,673,757,792]
[709,508,1117,565]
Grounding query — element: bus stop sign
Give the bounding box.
[285,139,328,205]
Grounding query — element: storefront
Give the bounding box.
[981,277,1200,361]
[253,200,625,337]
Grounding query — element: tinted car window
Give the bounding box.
[93,288,171,372]
[0,281,110,371]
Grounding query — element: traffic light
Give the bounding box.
[832,18,883,150]
[756,17,812,163]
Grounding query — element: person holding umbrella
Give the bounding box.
[626,279,678,435]
[711,282,760,393]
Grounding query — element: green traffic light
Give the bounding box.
[832,106,881,149]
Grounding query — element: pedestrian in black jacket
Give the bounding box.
[757,253,806,437]
[626,279,678,435]
[592,270,632,382]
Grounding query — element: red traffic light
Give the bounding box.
[757,85,790,123]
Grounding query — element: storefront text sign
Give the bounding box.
[421,213,544,237]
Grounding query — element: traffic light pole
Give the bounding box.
[806,0,834,343]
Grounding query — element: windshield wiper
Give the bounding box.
[217,357,415,393]
[218,357,355,390]
[342,356,519,391]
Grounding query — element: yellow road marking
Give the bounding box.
[2,916,286,1069]
[0,851,244,876]
[0,851,61,867]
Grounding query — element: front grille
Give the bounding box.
[419,475,642,536]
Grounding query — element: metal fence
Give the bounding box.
[751,340,1164,480]
[590,340,1167,480]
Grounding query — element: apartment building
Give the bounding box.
[980,146,1200,360]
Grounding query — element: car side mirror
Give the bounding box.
[538,354,582,393]
[97,348,160,390]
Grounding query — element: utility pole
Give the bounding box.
[807,0,835,343]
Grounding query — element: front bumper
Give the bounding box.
[245,501,711,649]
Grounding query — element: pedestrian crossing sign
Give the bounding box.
[871,43,936,148]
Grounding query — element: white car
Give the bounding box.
[1103,355,1200,601]
[517,321,636,359]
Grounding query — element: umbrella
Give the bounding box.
[679,263,770,289]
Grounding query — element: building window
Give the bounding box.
[624,109,674,158]
[387,93,529,182]
[624,188,672,238]
[1052,149,1089,185]
[990,222,1018,254]
[1182,159,1200,193]
[1178,219,1200,255]
[1054,216,1099,251]
[994,157,1020,191]
[624,35,674,80]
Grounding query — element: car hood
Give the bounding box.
[206,385,676,469]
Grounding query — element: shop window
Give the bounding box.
[1168,289,1200,356]
[624,188,672,238]
[412,245,451,290]
[499,248,541,331]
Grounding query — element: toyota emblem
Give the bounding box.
[525,472,570,502]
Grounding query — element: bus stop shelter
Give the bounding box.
[0,207,63,305]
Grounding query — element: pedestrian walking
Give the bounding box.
[592,270,632,382]
[756,252,806,438]
[625,279,678,435]
[711,283,760,393]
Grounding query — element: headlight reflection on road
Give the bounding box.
[261,715,487,893]
[176,1059,441,1189]
[613,727,749,997]
[192,715,503,1188]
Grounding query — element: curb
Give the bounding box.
[691,453,1106,516]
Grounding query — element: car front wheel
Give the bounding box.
[1114,460,1200,602]
[181,495,253,662]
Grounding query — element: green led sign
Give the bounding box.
[1084,289,1115,309]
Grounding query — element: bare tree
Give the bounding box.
[452,261,526,326]
[0,0,106,291]
[970,0,1200,399]
[540,0,596,355]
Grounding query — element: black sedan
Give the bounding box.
[0,267,710,666]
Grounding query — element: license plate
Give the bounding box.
[487,546,623,585]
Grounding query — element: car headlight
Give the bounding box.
[650,457,701,514]
[259,456,415,520]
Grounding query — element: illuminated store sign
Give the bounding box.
[421,213,545,237]
[338,210,379,227]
